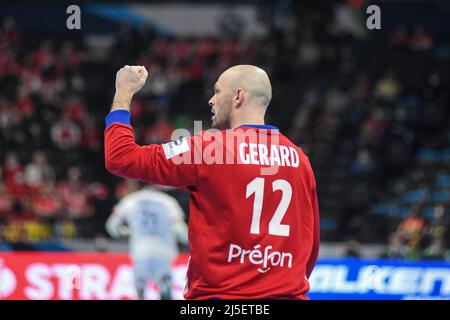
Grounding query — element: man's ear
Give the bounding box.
[234,88,244,107]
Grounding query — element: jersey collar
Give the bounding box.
[239,124,279,130]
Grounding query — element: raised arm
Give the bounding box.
[104,66,197,188]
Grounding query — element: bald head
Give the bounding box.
[209,65,272,129]
[218,65,272,109]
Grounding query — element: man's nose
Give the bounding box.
[208,98,214,107]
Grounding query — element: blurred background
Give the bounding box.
[0,0,449,299]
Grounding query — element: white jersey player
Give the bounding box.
[105,185,188,300]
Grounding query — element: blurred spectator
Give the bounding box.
[343,239,362,258]
[9,198,34,223]
[31,181,61,218]
[143,110,174,144]
[146,65,171,98]
[427,205,448,240]
[115,179,141,200]
[350,149,375,177]
[60,41,84,72]
[81,115,101,152]
[54,219,77,240]
[2,220,25,243]
[298,37,320,67]
[24,151,55,191]
[387,206,428,259]
[16,88,35,120]
[51,115,82,149]
[396,206,427,242]
[23,220,51,242]
[422,205,448,260]
[324,85,348,113]
[32,40,62,81]
[129,99,145,123]
[63,96,87,123]
[58,167,93,219]
[3,152,27,199]
[0,16,21,47]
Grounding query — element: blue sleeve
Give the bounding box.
[105,110,131,128]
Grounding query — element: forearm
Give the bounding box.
[111,90,133,112]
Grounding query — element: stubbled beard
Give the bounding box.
[212,101,232,129]
[212,114,229,130]
[211,118,222,129]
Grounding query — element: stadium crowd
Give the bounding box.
[0,2,449,260]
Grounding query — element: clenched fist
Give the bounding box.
[111,65,148,112]
[115,65,148,95]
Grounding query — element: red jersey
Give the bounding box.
[104,110,320,300]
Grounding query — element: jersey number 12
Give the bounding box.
[246,177,292,237]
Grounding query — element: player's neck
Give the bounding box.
[230,114,265,129]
